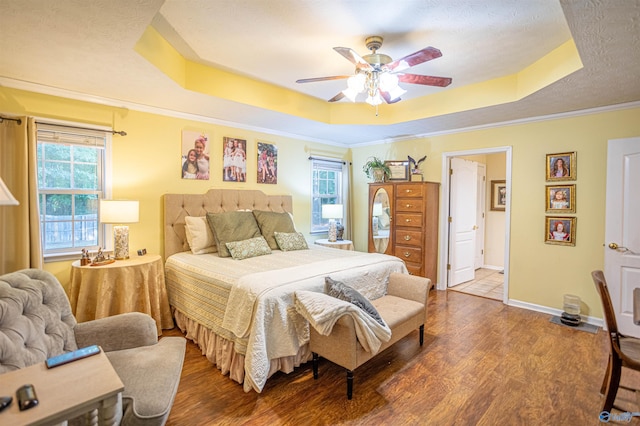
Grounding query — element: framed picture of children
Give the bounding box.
[181,130,210,180]
[546,184,576,213]
[546,151,576,181]
[490,180,507,211]
[545,216,576,246]
[222,137,247,182]
[257,142,277,184]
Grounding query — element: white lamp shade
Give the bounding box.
[100,200,139,223]
[322,204,343,219]
[0,177,19,205]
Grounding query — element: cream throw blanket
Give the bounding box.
[294,290,391,354]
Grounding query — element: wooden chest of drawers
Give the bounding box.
[368,182,439,282]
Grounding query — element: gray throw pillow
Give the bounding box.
[252,210,296,250]
[274,232,308,251]
[206,211,262,257]
[324,277,385,327]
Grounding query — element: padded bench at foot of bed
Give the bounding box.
[309,272,431,399]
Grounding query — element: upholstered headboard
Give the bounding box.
[163,189,293,259]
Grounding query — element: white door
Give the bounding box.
[475,164,486,269]
[449,158,478,287]
[605,137,640,337]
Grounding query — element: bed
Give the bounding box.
[163,189,408,393]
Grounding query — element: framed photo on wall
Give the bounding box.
[257,142,277,184]
[181,130,209,180]
[545,216,576,246]
[222,137,247,182]
[546,151,576,181]
[490,180,507,211]
[384,161,409,181]
[545,184,576,213]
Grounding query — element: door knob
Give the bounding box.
[609,242,619,250]
[609,242,636,254]
[472,225,478,230]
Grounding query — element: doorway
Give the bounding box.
[438,146,512,304]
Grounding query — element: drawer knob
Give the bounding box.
[405,218,411,223]
[404,235,411,241]
[404,252,411,258]
[406,204,412,208]
[405,189,412,193]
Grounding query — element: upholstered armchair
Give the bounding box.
[0,268,186,426]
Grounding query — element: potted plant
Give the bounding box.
[363,156,391,183]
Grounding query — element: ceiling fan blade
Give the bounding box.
[386,46,443,72]
[328,92,345,102]
[398,73,452,87]
[379,90,401,104]
[296,75,350,83]
[333,47,373,70]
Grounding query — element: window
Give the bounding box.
[311,158,343,233]
[36,123,109,257]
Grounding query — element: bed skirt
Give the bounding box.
[173,308,312,391]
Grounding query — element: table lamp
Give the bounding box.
[0,177,19,205]
[100,199,139,259]
[322,204,344,242]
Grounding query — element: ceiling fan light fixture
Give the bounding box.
[386,85,407,100]
[347,74,366,92]
[342,87,359,102]
[378,72,398,91]
[366,93,383,106]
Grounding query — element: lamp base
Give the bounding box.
[113,225,130,260]
[327,219,337,243]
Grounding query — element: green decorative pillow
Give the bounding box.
[206,211,261,257]
[226,236,272,260]
[274,232,308,251]
[324,277,386,327]
[252,210,297,250]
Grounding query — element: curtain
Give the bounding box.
[0,116,42,274]
[342,160,353,240]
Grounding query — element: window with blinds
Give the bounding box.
[36,123,109,257]
[311,158,343,233]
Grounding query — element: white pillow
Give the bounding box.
[184,216,216,254]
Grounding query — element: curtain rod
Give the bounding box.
[308,155,346,165]
[0,115,22,125]
[35,120,127,136]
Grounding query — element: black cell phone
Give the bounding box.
[0,396,12,412]
[16,385,38,411]
[45,345,101,369]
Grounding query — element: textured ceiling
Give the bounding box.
[0,0,638,146]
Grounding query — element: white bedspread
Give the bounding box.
[166,246,407,393]
[294,290,391,353]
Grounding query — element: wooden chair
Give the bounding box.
[592,270,640,413]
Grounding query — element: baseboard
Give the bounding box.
[507,299,603,328]
[481,265,503,271]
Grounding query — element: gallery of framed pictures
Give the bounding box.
[257,142,277,184]
[222,137,247,182]
[546,151,576,181]
[545,216,576,246]
[181,130,210,180]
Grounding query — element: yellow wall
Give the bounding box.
[352,107,640,317]
[0,87,349,289]
[2,84,640,319]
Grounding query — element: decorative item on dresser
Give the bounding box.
[368,182,440,282]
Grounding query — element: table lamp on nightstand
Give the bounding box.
[322,204,344,242]
[100,199,139,260]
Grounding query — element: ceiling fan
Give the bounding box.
[296,36,452,106]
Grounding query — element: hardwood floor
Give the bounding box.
[163,289,633,425]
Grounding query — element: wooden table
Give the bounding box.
[0,350,123,425]
[69,254,173,335]
[314,238,354,251]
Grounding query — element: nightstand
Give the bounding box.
[69,254,173,335]
[314,238,354,251]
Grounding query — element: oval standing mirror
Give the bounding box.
[371,188,391,253]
